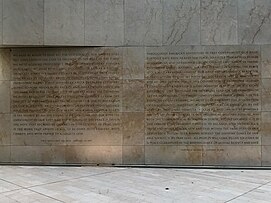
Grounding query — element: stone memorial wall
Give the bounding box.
[0,0,271,167]
[0,45,270,166]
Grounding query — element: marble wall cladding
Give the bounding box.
[238,0,271,45]
[124,0,163,46]
[122,112,145,145]
[44,0,84,45]
[202,146,261,166]
[0,45,270,167]
[201,0,238,45]
[163,0,200,45]
[0,114,10,145]
[1,0,271,46]
[0,49,11,81]
[10,146,66,164]
[262,146,271,166]
[262,45,271,78]
[65,146,122,164]
[0,146,10,162]
[0,81,10,113]
[0,0,2,44]
[85,0,124,46]
[122,146,145,164]
[3,0,44,45]
[123,47,145,79]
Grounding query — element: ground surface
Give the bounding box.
[0,166,270,202]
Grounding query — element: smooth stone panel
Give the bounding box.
[262,79,271,111]
[0,146,10,162]
[262,45,271,78]
[0,81,10,113]
[123,146,145,165]
[261,112,271,145]
[124,0,163,46]
[44,0,84,45]
[85,0,124,46]
[201,0,238,45]
[145,146,202,165]
[3,0,44,45]
[10,146,66,164]
[203,146,261,166]
[163,0,200,45]
[0,114,10,145]
[0,49,11,81]
[0,0,2,44]
[122,80,144,112]
[123,47,145,79]
[122,112,145,145]
[262,146,271,166]
[238,0,271,44]
[65,146,122,165]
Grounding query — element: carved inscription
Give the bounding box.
[146,48,260,145]
[11,48,122,145]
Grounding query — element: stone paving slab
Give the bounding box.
[0,166,271,202]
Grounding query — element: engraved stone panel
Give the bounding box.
[145,45,261,166]
[0,46,267,167]
[11,48,122,147]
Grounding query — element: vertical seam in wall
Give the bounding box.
[199,0,202,45]
[2,0,3,45]
[123,0,125,46]
[237,0,239,45]
[121,48,124,164]
[259,45,263,166]
[9,48,12,161]
[144,47,146,165]
[43,0,45,45]
[84,0,85,46]
[161,0,165,46]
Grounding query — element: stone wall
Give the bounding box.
[0,0,271,166]
[0,0,270,46]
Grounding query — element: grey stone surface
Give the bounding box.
[125,0,163,46]
[238,0,271,44]
[201,0,238,45]
[44,0,84,45]
[85,0,124,46]
[0,45,267,167]
[1,166,271,202]
[163,0,200,45]
[3,0,44,45]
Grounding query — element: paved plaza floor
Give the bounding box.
[0,166,270,202]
